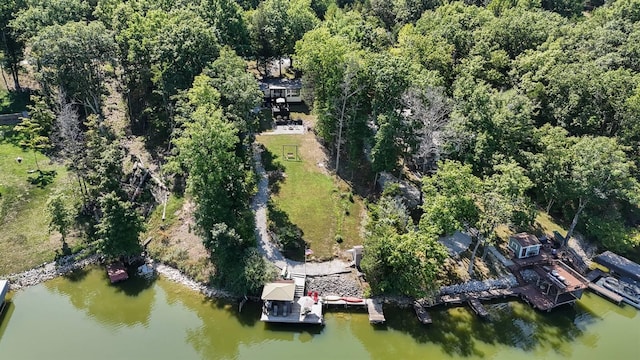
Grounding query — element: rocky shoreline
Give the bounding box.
[6,253,101,291]
[4,252,233,301]
[5,251,518,311]
[154,263,233,299]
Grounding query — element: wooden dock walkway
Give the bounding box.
[367,299,385,324]
[423,288,519,308]
[588,282,623,304]
[413,301,432,324]
[467,298,489,318]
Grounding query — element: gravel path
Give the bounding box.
[252,145,351,276]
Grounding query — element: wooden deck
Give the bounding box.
[367,299,386,324]
[260,301,324,324]
[413,301,432,324]
[467,298,489,318]
[588,282,623,304]
[423,288,519,308]
[323,298,386,324]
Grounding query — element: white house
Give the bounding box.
[260,78,303,103]
[509,233,542,259]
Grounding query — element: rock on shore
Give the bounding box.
[155,263,233,299]
[7,253,100,291]
[5,252,233,302]
[306,273,364,298]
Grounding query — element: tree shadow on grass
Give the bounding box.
[267,201,306,261]
[261,146,286,195]
[27,169,57,188]
[0,89,31,114]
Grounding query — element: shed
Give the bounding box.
[0,279,9,304]
[261,281,296,301]
[593,251,640,283]
[509,233,541,259]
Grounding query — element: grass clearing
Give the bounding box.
[0,135,76,275]
[534,211,568,237]
[257,132,365,260]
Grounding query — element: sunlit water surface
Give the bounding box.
[1,267,638,359]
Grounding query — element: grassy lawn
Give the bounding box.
[0,132,75,275]
[257,133,365,261]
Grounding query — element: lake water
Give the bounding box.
[1,267,639,359]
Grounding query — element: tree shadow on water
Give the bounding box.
[261,147,286,194]
[112,272,156,297]
[380,300,599,358]
[63,267,90,283]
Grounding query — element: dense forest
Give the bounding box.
[1,0,639,297]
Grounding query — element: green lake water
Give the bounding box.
[1,267,639,360]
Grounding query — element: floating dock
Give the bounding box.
[367,299,385,324]
[413,301,432,324]
[260,301,324,324]
[467,298,489,318]
[588,282,623,304]
[323,297,386,324]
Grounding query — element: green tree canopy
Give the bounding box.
[30,21,115,116]
[96,192,145,260]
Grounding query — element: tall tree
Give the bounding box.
[420,160,533,276]
[30,21,115,116]
[113,7,218,136]
[199,0,251,56]
[10,0,91,41]
[170,102,254,243]
[202,47,263,133]
[96,191,145,259]
[251,0,318,74]
[565,136,640,241]
[15,96,54,171]
[401,86,452,174]
[0,0,26,90]
[47,191,74,248]
[362,195,448,297]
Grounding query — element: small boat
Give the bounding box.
[341,297,364,303]
[323,295,341,302]
[106,263,128,283]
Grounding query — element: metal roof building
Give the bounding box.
[593,251,640,283]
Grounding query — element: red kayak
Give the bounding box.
[341,297,364,303]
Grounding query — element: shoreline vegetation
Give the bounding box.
[5,252,234,300]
